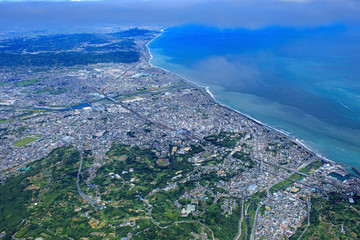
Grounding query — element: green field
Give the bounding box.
[269,173,303,194]
[14,78,43,87]
[157,159,169,166]
[299,160,323,174]
[13,135,40,147]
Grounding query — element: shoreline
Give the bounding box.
[145,29,339,167]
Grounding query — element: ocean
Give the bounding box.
[148,25,360,171]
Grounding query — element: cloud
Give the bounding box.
[0,0,359,30]
[192,56,262,91]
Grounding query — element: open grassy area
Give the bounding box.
[299,160,323,174]
[157,159,169,167]
[289,173,303,181]
[270,179,292,194]
[270,173,303,194]
[13,135,40,147]
[28,134,42,138]
[14,78,44,87]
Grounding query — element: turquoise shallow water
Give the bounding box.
[149,25,360,170]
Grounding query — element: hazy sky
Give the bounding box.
[0,0,360,30]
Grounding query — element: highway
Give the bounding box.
[297,199,311,240]
[76,150,101,209]
[234,200,245,240]
[107,96,175,131]
[250,199,268,240]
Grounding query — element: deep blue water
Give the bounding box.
[328,172,351,182]
[149,25,360,170]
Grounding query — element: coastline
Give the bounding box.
[145,29,338,167]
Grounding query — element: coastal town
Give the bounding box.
[0,28,359,240]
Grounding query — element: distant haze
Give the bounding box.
[0,0,360,30]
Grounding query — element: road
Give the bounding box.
[144,199,215,239]
[297,199,311,240]
[254,157,334,193]
[105,94,202,142]
[261,159,311,178]
[76,150,101,209]
[234,200,245,240]
[250,159,315,240]
[258,157,347,191]
[250,199,268,240]
[107,95,175,131]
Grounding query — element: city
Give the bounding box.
[0,28,359,239]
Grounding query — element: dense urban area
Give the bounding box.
[0,27,359,240]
